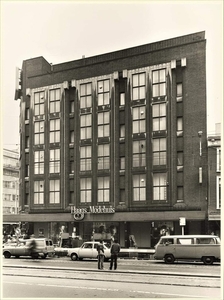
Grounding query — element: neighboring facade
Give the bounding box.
[3,32,208,247]
[3,149,19,214]
[207,123,221,237]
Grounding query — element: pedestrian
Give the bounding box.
[29,238,37,259]
[96,240,104,270]
[109,239,120,270]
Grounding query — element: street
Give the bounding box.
[2,256,221,299]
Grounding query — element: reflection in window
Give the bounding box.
[132,73,146,101]
[132,106,145,134]
[98,144,110,170]
[80,178,92,203]
[153,138,166,166]
[49,179,60,204]
[152,69,166,97]
[153,173,167,201]
[152,103,166,131]
[133,174,146,201]
[98,177,110,203]
[133,140,146,167]
[80,83,92,109]
[80,146,92,171]
[98,79,110,106]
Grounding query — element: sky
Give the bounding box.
[1,0,223,150]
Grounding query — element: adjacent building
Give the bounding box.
[207,123,221,236]
[3,31,208,247]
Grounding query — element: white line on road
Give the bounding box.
[3,280,212,298]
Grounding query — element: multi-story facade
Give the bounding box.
[4,31,208,247]
[207,123,221,237]
[3,149,19,214]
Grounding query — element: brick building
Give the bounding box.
[4,31,208,247]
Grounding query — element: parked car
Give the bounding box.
[67,241,111,261]
[3,238,55,259]
[154,235,221,265]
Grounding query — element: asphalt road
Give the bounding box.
[2,256,222,299]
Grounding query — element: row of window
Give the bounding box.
[33,173,167,205]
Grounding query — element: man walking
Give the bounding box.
[109,239,120,270]
[97,240,104,270]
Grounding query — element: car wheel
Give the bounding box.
[202,256,214,265]
[71,253,78,261]
[164,254,175,264]
[4,252,11,259]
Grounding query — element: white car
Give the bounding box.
[67,241,111,261]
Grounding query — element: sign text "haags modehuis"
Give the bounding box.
[70,205,115,214]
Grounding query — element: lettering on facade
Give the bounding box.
[70,205,115,220]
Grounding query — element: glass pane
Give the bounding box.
[132,107,139,120]
[139,187,146,201]
[98,94,103,106]
[40,104,44,115]
[104,111,110,123]
[104,144,110,156]
[153,85,159,97]
[139,120,145,132]
[152,70,159,83]
[160,116,166,130]
[120,125,125,137]
[80,84,85,96]
[80,115,85,127]
[80,128,85,140]
[98,81,103,93]
[98,113,103,124]
[55,89,60,100]
[152,105,159,117]
[153,174,160,186]
[120,93,125,106]
[133,88,138,100]
[160,103,166,115]
[160,152,166,165]
[133,74,138,87]
[40,133,44,144]
[159,83,166,96]
[104,124,110,136]
[153,119,159,131]
[55,101,60,112]
[87,83,91,94]
[177,83,182,96]
[104,93,110,105]
[139,86,145,99]
[132,121,139,134]
[86,178,92,189]
[177,118,183,131]
[133,175,139,187]
[160,186,166,200]
[153,153,159,165]
[55,119,60,130]
[160,69,166,82]
[86,96,92,107]
[160,138,166,150]
[133,187,139,201]
[153,187,159,200]
[139,73,145,86]
[104,80,110,92]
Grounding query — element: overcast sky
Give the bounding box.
[1,1,223,150]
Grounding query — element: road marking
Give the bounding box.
[3,281,212,297]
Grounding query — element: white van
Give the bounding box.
[154,235,221,265]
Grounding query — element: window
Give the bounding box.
[176,83,183,102]
[132,73,146,101]
[34,121,44,145]
[70,131,74,143]
[120,125,125,138]
[177,238,193,245]
[153,138,166,166]
[152,69,166,97]
[49,89,60,113]
[217,148,221,172]
[152,103,166,131]
[98,144,110,170]
[120,157,125,170]
[34,180,44,204]
[80,114,92,140]
[196,238,215,245]
[97,79,110,106]
[70,101,75,113]
[80,178,92,203]
[34,151,44,174]
[49,179,60,204]
[34,91,44,116]
[98,111,110,137]
[120,93,125,106]
[216,176,221,209]
[49,149,60,173]
[25,108,30,120]
[80,146,92,171]
[133,140,146,167]
[25,136,30,148]
[153,173,167,201]
[177,152,183,171]
[133,174,146,201]
[132,106,146,134]
[177,117,183,136]
[80,83,92,109]
[177,186,184,202]
[50,119,60,143]
[98,177,110,203]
